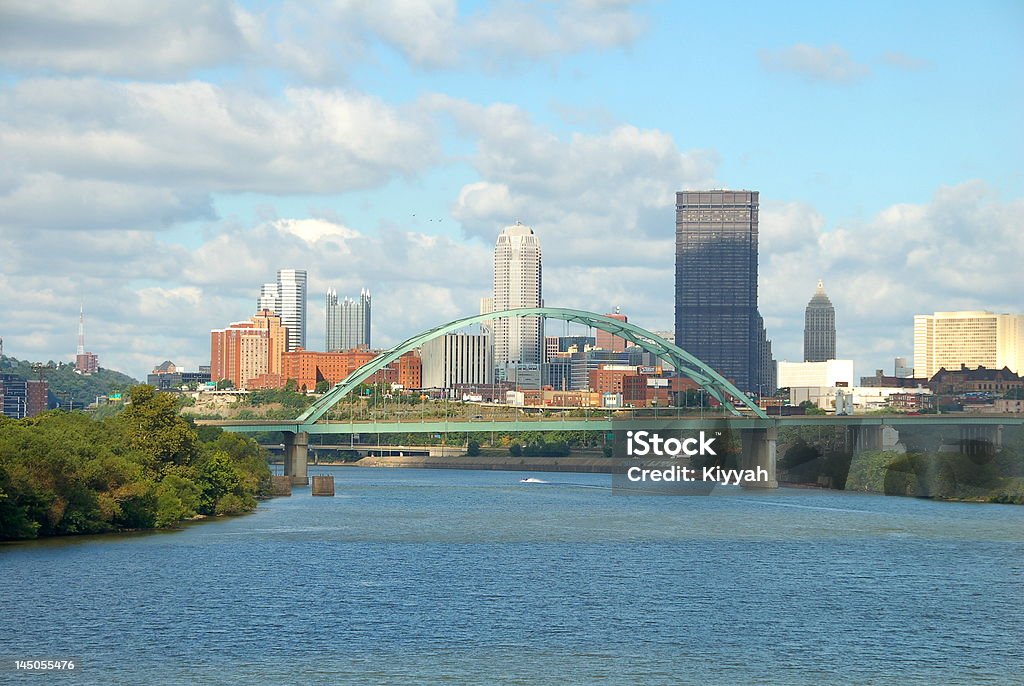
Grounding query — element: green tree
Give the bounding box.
[120,385,198,466]
[195,451,241,515]
[154,472,202,527]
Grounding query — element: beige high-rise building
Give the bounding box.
[913,311,1024,379]
[492,223,542,378]
[211,310,287,389]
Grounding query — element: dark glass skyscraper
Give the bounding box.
[803,280,836,362]
[674,190,774,393]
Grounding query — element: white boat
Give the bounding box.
[519,478,548,484]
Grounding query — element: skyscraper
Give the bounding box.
[326,288,371,352]
[257,270,307,352]
[674,190,774,392]
[257,283,279,314]
[803,280,836,362]
[492,222,542,380]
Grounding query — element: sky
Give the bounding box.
[0,0,1021,383]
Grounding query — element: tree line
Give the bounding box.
[0,385,272,540]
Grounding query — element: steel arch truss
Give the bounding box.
[296,307,768,423]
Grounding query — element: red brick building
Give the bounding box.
[281,349,421,391]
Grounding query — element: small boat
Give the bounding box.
[519,477,548,484]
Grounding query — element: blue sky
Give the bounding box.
[0,0,1021,381]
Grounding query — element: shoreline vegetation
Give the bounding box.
[0,385,272,541]
[4,385,1023,542]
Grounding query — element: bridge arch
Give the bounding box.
[296,307,768,423]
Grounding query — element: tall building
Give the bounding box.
[492,222,543,379]
[595,309,628,352]
[326,288,371,352]
[674,190,774,392]
[210,310,287,389]
[0,374,47,419]
[914,311,1024,378]
[257,269,307,352]
[803,280,836,362]
[420,333,493,390]
[257,283,279,314]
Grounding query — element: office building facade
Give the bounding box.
[596,310,628,352]
[803,280,836,362]
[420,333,493,390]
[257,269,307,352]
[326,288,371,352]
[674,190,775,392]
[914,311,1024,378]
[210,310,287,389]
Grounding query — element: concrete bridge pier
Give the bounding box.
[847,425,883,454]
[740,427,778,489]
[959,424,1002,456]
[283,431,309,485]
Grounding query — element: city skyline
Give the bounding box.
[0,2,1021,381]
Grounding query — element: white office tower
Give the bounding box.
[420,333,494,390]
[492,222,542,382]
[326,288,372,352]
[261,269,307,352]
[257,283,280,314]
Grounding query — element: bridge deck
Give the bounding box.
[197,414,1024,434]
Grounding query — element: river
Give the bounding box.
[2,467,1023,684]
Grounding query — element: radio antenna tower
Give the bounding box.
[77,305,86,356]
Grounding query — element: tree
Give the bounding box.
[509,443,523,457]
[120,385,199,466]
[466,441,481,457]
[216,379,234,390]
[315,380,331,394]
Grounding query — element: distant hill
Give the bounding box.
[0,355,139,409]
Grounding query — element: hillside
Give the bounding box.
[0,355,139,408]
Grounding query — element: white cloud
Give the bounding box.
[0,1,261,78]
[759,44,870,84]
[760,181,1023,377]
[432,97,718,256]
[0,1,647,80]
[0,79,439,231]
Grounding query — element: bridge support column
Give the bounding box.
[959,424,1001,457]
[283,431,309,486]
[740,427,778,489]
[847,425,884,454]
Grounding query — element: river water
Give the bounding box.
[2,467,1023,684]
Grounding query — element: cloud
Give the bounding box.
[759,181,1023,376]
[0,78,439,231]
[0,173,214,232]
[881,50,930,71]
[0,213,495,378]
[0,0,261,78]
[759,44,870,84]
[0,1,647,80]
[432,97,718,255]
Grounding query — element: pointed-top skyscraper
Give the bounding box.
[803,280,836,362]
